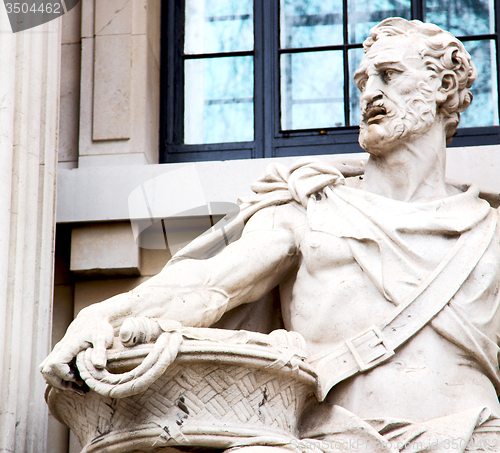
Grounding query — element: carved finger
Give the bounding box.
[91,323,114,369]
[52,361,78,382]
[46,341,88,380]
[91,345,107,369]
[41,363,75,390]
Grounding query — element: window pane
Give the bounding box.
[185,0,253,54]
[348,0,411,44]
[348,47,365,126]
[424,0,494,37]
[185,57,254,144]
[461,40,499,127]
[280,0,343,48]
[280,51,344,130]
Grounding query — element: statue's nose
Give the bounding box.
[361,76,384,106]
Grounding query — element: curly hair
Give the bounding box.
[362,18,477,143]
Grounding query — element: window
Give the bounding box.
[160,0,500,163]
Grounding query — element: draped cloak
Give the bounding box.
[167,158,500,452]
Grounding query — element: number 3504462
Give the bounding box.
[5,3,62,13]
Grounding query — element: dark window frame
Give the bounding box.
[160,0,500,163]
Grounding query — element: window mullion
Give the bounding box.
[269,0,280,157]
[343,0,349,126]
[160,0,171,161]
[174,0,185,146]
[412,0,423,21]
[495,0,500,138]
[254,0,264,158]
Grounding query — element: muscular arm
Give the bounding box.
[94,214,299,327]
[41,205,301,388]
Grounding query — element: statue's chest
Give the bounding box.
[299,194,458,278]
[293,195,464,305]
[295,198,361,272]
[298,228,356,272]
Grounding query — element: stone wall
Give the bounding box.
[64,0,161,168]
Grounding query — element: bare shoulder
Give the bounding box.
[243,202,307,234]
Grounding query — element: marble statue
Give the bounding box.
[42,18,500,453]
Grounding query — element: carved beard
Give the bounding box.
[359,81,437,154]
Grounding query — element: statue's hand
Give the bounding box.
[74,319,183,398]
[40,310,114,391]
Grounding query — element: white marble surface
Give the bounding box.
[43,18,500,453]
[0,5,61,452]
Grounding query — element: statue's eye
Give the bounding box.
[382,69,398,83]
[359,78,367,91]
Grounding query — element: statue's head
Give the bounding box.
[354,17,477,152]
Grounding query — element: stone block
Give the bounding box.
[95,0,132,36]
[62,0,81,44]
[56,154,364,223]
[139,247,171,276]
[132,0,147,35]
[70,222,141,276]
[149,216,215,255]
[145,31,160,163]
[78,153,148,167]
[446,145,500,193]
[58,161,78,169]
[93,34,131,140]
[80,0,94,38]
[130,33,147,151]
[79,37,135,156]
[78,36,93,151]
[76,0,160,165]
[58,42,81,163]
[146,0,161,66]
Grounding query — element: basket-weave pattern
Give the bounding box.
[116,361,310,431]
[50,359,314,451]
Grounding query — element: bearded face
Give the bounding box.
[354,36,441,156]
[358,80,438,154]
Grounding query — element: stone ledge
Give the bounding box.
[56,146,500,225]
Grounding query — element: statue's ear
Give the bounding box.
[437,71,458,104]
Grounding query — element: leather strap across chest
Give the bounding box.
[312,211,498,401]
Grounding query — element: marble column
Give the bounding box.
[0,5,61,453]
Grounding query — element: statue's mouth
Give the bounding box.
[364,105,387,124]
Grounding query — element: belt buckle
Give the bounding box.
[345,326,395,372]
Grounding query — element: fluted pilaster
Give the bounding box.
[0,5,61,452]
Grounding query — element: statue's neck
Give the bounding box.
[362,123,454,203]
